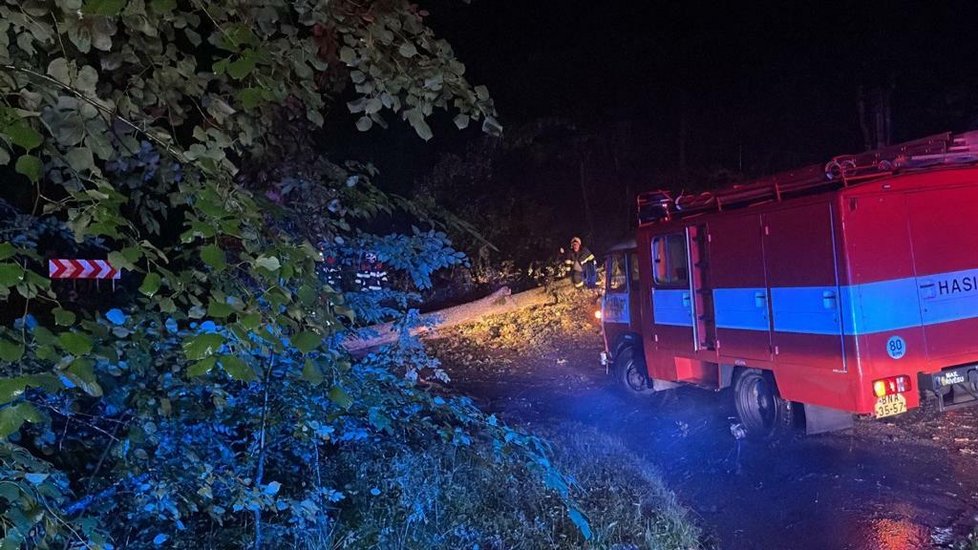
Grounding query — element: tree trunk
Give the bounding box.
[579,152,595,241]
[678,91,688,174]
[343,281,570,354]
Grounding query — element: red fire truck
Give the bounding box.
[600,131,978,437]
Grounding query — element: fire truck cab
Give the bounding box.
[603,131,978,437]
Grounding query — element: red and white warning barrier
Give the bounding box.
[48,259,120,279]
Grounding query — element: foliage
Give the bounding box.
[326,421,704,549]
[0,1,598,548]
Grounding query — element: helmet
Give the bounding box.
[570,237,582,246]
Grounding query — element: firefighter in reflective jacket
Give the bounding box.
[356,251,388,292]
[318,254,342,289]
[564,237,595,288]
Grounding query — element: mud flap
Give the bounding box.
[804,403,853,435]
[652,378,681,391]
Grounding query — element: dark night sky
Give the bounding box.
[427,0,978,164]
[332,0,978,249]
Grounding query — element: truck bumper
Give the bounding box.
[919,364,978,412]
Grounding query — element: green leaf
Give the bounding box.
[83,0,127,16]
[58,332,93,355]
[227,55,256,80]
[66,358,102,396]
[187,357,216,377]
[0,243,15,261]
[121,246,143,264]
[65,146,94,172]
[293,331,322,354]
[398,42,418,58]
[238,88,264,110]
[220,356,256,381]
[207,300,233,319]
[14,155,42,182]
[75,65,98,94]
[239,313,260,330]
[355,116,373,132]
[200,244,226,271]
[301,359,324,385]
[106,251,135,272]
[182,333,224,361]
[3,122,43,151]
[0,264,24,287]
[150,0,176,12]
[254,256,280,272]
[52,308,76,327]
[329,387,353,410]
[0,403,42,439]
[0,377,29,405]
[405,109,433,141]
[0,340,23,363]
[139,272,162,297]
[297,284,316,305]
[47,58,71,83]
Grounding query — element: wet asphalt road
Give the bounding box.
[446,347,978,550]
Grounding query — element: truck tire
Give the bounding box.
[613,347,655,396]
[734,369,794,439]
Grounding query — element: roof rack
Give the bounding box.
[637,130,978,225]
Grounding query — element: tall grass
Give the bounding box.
[301,422,702,549]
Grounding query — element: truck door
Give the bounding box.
[709,215,773,361]
[649,233,694,354]
[763,203,846,371]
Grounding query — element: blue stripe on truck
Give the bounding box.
[771,286,844,335]
[713,288,769,331]
[651,268,978,336]
[652,289,693,327]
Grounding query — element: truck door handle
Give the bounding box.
[682,292,691,308]
[822,290,837,309]
[919,280,936,300]
[754,291,767,308]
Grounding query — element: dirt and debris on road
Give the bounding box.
[427,289,978,550]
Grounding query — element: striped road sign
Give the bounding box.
[48,259,120,279]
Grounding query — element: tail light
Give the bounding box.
[873,375,911,397]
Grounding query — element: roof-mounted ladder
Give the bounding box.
[638,131,978,225]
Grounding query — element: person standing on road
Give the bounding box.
[563,236,595,288]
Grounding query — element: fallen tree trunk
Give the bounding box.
[343,280,570,353]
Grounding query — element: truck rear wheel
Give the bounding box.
[613,347,655,396]
[734,369,794,439]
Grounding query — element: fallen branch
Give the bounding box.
[343,280,570,353]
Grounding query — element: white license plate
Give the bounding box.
[874,393,908,418]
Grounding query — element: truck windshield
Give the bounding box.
[652,234,689,287]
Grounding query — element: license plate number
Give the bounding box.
[874,393,908,418]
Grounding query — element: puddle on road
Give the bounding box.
[845,504,933,550]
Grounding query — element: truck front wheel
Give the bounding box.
[734,369,794,439]
[613,347,655,396]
